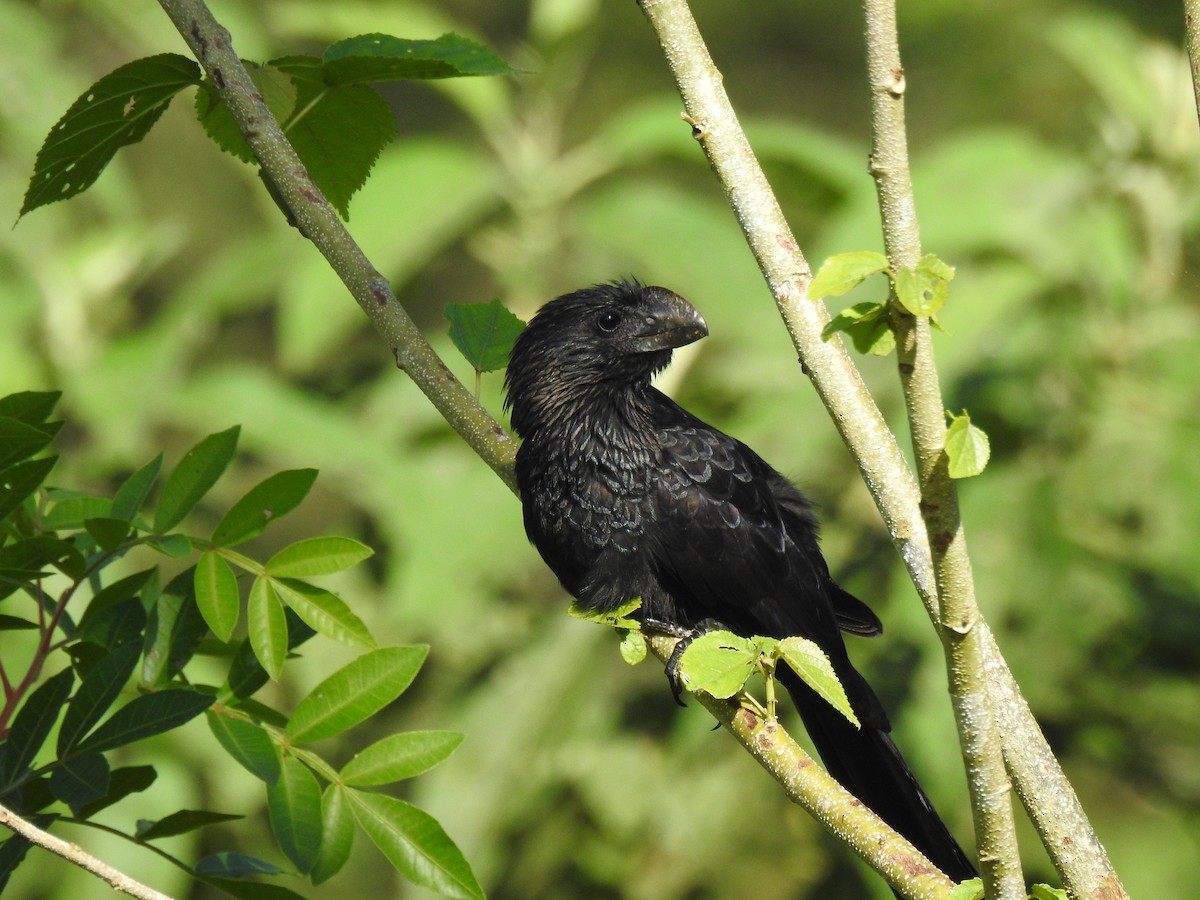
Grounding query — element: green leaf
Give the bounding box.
[809,251,889,300]
[444,300,527,373]
[42,495,112,531]
[0,391,61,425]
[676,631,758,698]
[195,62,298,164]
[0,668,73,788]
[1029,885,1067,900]
[49,751,110,812]
[76,689,214,755]
[619,629,647,665]
[567,596,642,628]
[195,551,240,642]
[0,417,57,473]
[821,300,896,356]
[78,599,146,651]
[949,878,986,900]
[778,636,860,728]
[311,785,354,885]
[20,54,201,218]
[341,731,464,786]
[142,570,209,688]
[322,32,517,84]
[265,536,374,577]
[78,765,157,819]
[58,641,140,755]
[893,254,955,317]
[84,517,131,552]
[154,426,240,532]
[267,756,324,874]
[211,469,318,547]
[0,536,86,586]
[0,615,38,632]
[110,453,163,522]
[79,569,155,630]
[348,790,483,900]
[270,578,375,649]
[193,852,282,878]
[207,711,282,785]
[0,456,57,521]
[146,533,193,558]
[945,410,991,479]
[223,610,316,700]
[286,646,428,744]
[137,808,243,841]
[248,577,288,681]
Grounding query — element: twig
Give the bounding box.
[859,1,1023,897]
[0,803,172,900]
[1186,0,1200,130]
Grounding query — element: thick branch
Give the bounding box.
[0,804,170,900]
[156,0,518,492]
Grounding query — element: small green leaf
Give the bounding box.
[568,596,642,629]
[311,785,354,885]
[286,646,428,744]
[949,878,986,900]
[196,551,240,642]
[21,54,201,218]
[193,852,282,878]
[0,668,73,788]
[271,578,374,648]
[341,731,464,786]
[945,410,991,479]
[78,765,157,819]
[677,631,758,698]
[211,469,318,547]
[265,536,373,577]
[809,251,889,300]
[248,577,288,680]
[111,453,164,522]
[223,611,316,700]
[821,300,895,356]
[84,517,131,552]
[267,756,324,874]
[0,456,57,521]
[76,689,214,755]
[893,254,955,317]
[154,426,240,532]
[0,391,61,425]
[322,32,517,84]
[618,629,647,665]
[778,637,860,728]
[207,711,281,784]
[348,790,483,900]
[1029,885,1067,900]
[58,641,140,755]
[137,808,243,841]
[444,300,527,374]
[49,751,110,812]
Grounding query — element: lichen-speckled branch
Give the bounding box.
[156,0,518,492]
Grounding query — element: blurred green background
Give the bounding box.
[3,0,1199,897]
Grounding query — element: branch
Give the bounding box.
[643,637,958,900]
[0,803,170,900]
[860,2,1022,897]
[1186,0,1200,130]
[156,0,518,493]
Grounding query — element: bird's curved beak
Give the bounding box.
[635,287,709,351]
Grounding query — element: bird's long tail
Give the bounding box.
[778,666,978,884]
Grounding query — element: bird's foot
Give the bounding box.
[659,618,726,707]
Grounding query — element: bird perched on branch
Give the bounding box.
[503,279,976,883]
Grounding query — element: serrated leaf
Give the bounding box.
[207,711,281,785]
[0,418,57,474]
[110,453,163,522]
[619,629,647,665]
[265,536,373,577]
[195,62,298,164]
[211,469,318,547]
[49,751,110,812]
[21,54,200,217]
[778,636,860,728]
[142,570,209,688]
[322,32,517,84]
[0,456,57,521]
[58,641,140,755]
[677,631,758,698]
[195,552,240,642]
[945,411,991,479]
[137,808,242,841]
[267,755,323,874]
[154,426,240,533]
[248,577,288,680]
[0,391,61,425]
[84,517,131,552]
[76,689,214,755]
[78,765,157,819]
[271,578,375,649]
[567,596,642,628]
[348,790,483,900]
[821,300,896,356]
[444,300,526,373]
[893,254,955,317]
[286,646,428,744]
[809,251,889,300]
[341,731,464,786]
[0,669,74,788]
[193,852,282,878]
[311,785,354,885]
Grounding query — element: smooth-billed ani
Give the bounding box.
[504,280,976,882]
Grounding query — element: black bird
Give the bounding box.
[504,280,976,883]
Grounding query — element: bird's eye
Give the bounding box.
[596,310,621,333]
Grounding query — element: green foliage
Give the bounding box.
[944,410,991,478]
[0,397,476,897]
[444,299,527,376]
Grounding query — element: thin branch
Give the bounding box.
[643,636,959,900]
[859,1,1023,896]
[0,803,171,900]
[1186,0,1200,130]
[156,0,518,493]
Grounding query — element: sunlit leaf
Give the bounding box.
[195,551,240,642]
[265,536,373,577]
[248,577,288,680]
[154,426,240,532]
[341,731,464,786]
[207,711,281,785]
[211,469,318,547]
[322,32,517,84]
[778,636,860,728]
[270,578,374,649]
[809,251,889,300]
[677,631,758,698]
[267,756,323,874]
[945,410,991,479]
[311,785,354,885]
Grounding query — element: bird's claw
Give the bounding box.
[660,618,727,707]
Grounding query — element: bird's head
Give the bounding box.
[504,280,708,438]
